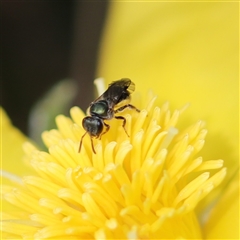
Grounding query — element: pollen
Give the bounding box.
[2,85,226,239]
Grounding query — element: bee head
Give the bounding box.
[82,116,103,137]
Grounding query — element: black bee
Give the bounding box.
[79,78,140,154]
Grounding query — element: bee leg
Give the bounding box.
[115,116,129,137]
[114,104,140,113]
[99,121,110,139]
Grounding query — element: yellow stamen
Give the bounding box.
[2,80,226,239]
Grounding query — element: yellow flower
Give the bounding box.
[97,2,238,171]
[2,79,226,239]
[97,2,239,239]
[1,108,36,190]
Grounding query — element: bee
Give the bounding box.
[79,78,140,154]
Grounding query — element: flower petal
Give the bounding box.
[1,108,34,179]
[203,172,239,239]
[97,2,238,176]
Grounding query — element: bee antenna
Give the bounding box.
[90,137,96,154]
[79,132,97,154]
[78,131,87,153]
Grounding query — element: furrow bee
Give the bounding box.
[79,78,140,154]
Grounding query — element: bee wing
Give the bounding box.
[108,78,135,93]
[90,78,135,108]
[107,79,135,105]
[124,79,135,94]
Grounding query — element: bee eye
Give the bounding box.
[90,100,108,116]
[82,117,103,137]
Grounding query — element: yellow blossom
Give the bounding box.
[2,79,226,239]
[97,2,239,238]
[97,2,238,174]
[1,108,35,191]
